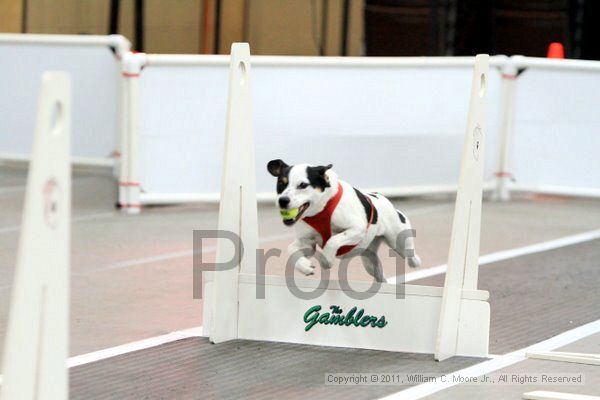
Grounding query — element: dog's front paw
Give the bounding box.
[295,257,316,276]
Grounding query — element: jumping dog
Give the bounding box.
[267,159,421,282]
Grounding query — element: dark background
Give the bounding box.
[364,0,600,59]
[3,0,598,58]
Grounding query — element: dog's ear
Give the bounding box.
[314,164,333,176]
[307,164,333,190]
[267,159,289,177]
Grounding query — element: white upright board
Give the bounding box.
[0,72,71,400]
[209,43,259,343]
[435,55,489,361]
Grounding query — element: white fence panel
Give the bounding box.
[137,56,503,201]
[511,57,600,197]
[0,34,128,165]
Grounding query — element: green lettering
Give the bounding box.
[354,309,364,326]
[303,305,388,331]
[330,305,342,314]
[375,316,388,328]
[319,313,331,325]
[359,315,371,327]
[303,305,321,331]
[344,307,357,326]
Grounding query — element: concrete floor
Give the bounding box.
[426,333,600,400]
[1,165,600,399]
[65,238,600,399]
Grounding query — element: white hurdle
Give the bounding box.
[203,44,490,358]
[0,73,71,400]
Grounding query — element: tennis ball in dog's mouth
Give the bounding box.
[280,208,299,220]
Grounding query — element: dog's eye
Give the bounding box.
[297,182,309,189]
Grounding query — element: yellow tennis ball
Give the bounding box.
[280,208,299,220]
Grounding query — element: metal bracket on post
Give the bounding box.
[0,72,71,400]
[209,43,258,343]
[118,52,146,214]
[435,54,489,362]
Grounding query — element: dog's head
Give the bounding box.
[267,159,333,226]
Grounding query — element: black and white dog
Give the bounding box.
[267,159,421,282]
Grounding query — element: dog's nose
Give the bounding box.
[278,197,290,208]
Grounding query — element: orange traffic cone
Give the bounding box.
[547,42,565,59]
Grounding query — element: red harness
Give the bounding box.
[303,183,375,256]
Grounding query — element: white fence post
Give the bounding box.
[119,52,146,214]
[493,57,518,201]
[109,35,132,179]
[0,72,71,400]
[435,54,489,361]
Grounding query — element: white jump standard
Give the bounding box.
[203,44,491,359]
[1,72,71,400]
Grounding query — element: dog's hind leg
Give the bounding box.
[361,237,385,282]
[384,213,421,269]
